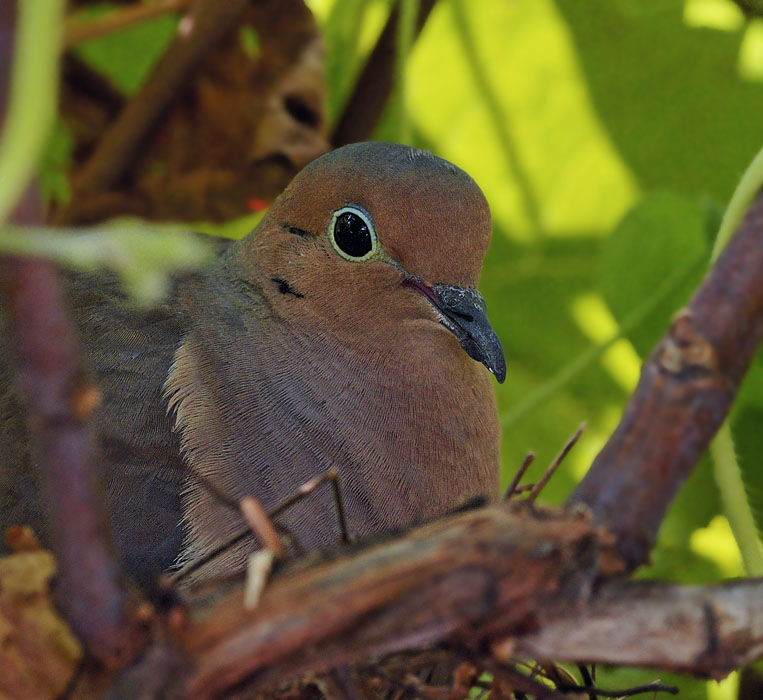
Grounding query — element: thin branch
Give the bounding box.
[239,496,284,558]
[527,422,585,503]
[64,0,191,49]
[170,469,350,584]
[503,451,535,500]
[509,579,763,679]
[556,681,677,698]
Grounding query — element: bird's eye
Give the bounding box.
[329,205,378,261]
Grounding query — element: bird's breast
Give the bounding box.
[169,305,500,579]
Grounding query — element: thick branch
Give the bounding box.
[98,503,762,699]
[509,579,763,679]
[569,189,763,570]
[179,504,608,699]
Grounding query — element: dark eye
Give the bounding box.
[329,205,378,261]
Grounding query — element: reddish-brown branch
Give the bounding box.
[331,0,438,147]
[0,225,131,665]
[0,4,131,664]
[569,189,763,571]
[73,0,250,195]
[179,504,608,699]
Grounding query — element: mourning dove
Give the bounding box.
[0,142,505,586]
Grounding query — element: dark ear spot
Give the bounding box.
[271,277,304,298]
[283,223,312,237]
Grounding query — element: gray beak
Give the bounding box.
[404,278,506,383]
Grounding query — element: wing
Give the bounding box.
[0,236,231,586]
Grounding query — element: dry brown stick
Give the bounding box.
[0,3,132,666]
[64,0,191,49]
[503,451,534,500]
[174,508,761,699]
[331,0,438,147]
[73,0,250,196]
[239,496,285,558]
[527,422,585,503]
[170,468,346,584]
[569,190,763,571]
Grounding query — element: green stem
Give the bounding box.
[708,143,763,577]
[711,425,763,576]
[711,145,763,260]
[325,0,369,124]
[0,0,63,223]
[501,253,703,429]
[394,0,419,143]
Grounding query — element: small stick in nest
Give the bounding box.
[527,422,586,504]
[504,451,535,500]
[171,467,351,585]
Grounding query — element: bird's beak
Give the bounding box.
[404,279,507,383]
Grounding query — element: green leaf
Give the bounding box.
[599,192,709,358]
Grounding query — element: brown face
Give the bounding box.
[236,142,505,382]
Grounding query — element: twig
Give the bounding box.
[239,496,285,558]
[504,451,535,500]
[570,190,763,571]
[64,0,191,49]
[475,658,567,700]
[329,468,351,544]
[171,469,350,584]
[577,664,596,700]
[527,422,585,503]
[270,468,351,544]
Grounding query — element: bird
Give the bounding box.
[0,141,505,587]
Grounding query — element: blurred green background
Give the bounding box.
[6,0,763,696]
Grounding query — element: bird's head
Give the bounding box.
[234,141,506,383]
